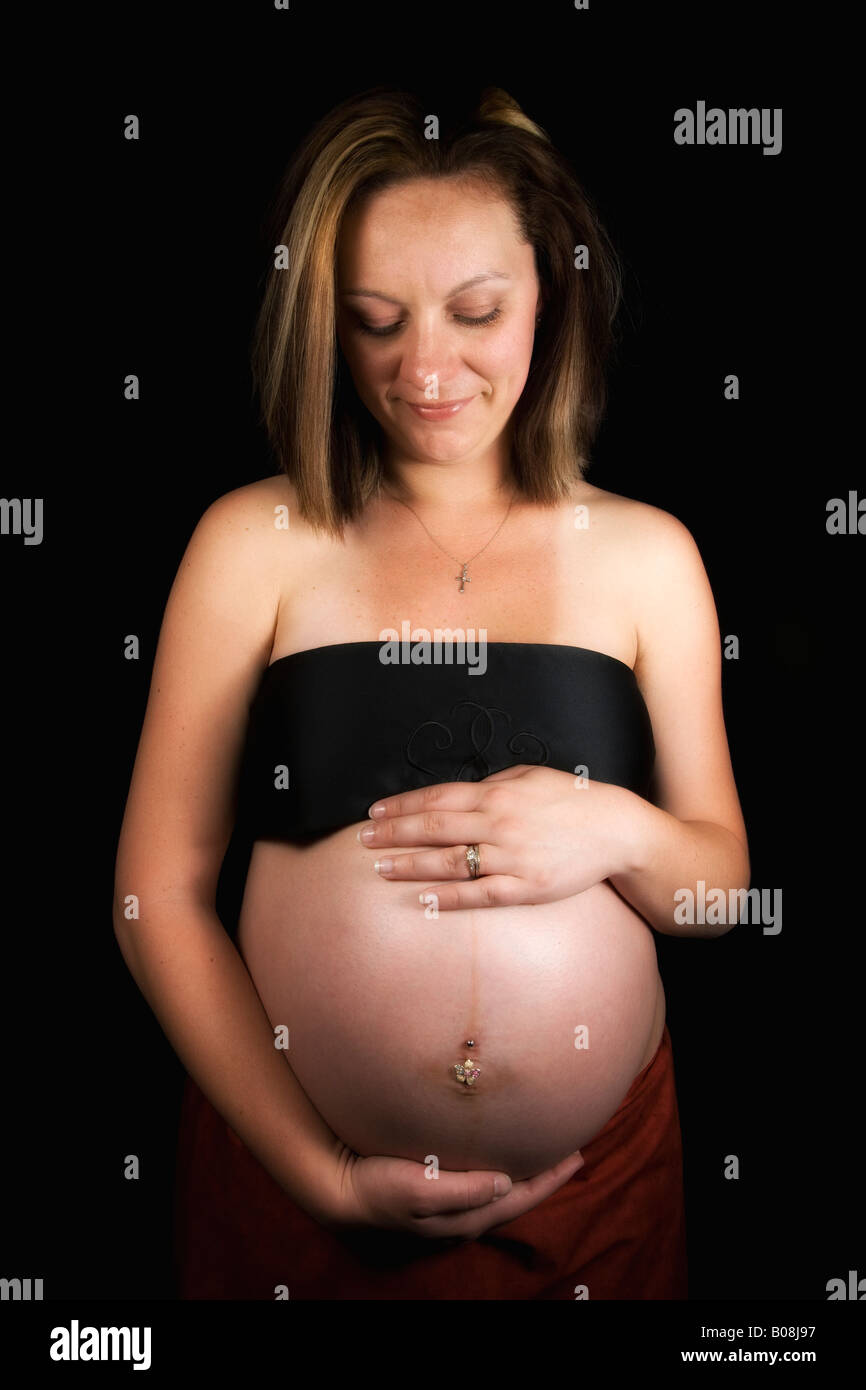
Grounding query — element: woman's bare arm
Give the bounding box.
[113,891,352,1220]
[607,505,751,938]
[112,484,351,1221]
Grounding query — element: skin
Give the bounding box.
[234,174,750,1229]
[115,172,750,1254]
[335,173,540,515]
[333,175,748,938]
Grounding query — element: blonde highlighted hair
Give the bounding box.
[251,86,623,536]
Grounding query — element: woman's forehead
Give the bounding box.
[338,182,530,284]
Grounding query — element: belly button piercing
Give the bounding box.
[453,1041,481,1086]
[453,1057,482,1085]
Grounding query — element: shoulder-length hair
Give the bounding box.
[250,85,623,537]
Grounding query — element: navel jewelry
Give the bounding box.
[453,1057,482,1086]
[384,488,516,592]
[465,844,481,878]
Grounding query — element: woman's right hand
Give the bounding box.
[319,1145,586,1242]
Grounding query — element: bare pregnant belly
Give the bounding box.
[236,823,665,1182]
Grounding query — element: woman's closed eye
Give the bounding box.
[356,306,503,337]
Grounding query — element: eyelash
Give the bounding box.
[357,307,503,337]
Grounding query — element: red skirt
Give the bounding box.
[172,1023,687,1300]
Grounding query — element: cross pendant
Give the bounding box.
[457,564,470,592]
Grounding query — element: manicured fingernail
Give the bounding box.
[373,858,393,874]
[369,803,387,818]
[493,1177,511,1197]
[358,826,376,843]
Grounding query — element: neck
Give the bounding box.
[379,431,516,516]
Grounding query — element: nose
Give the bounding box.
[395,320,463,399]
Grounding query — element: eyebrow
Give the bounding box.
[340,271,511,304]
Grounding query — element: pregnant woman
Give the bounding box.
[112,86,750,1300]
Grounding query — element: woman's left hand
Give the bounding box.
[359,764,641,910]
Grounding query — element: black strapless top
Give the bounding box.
[233,641,655,845]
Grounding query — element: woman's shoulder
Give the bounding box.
[201,473,324,548]
[561,479,698,556]
[205,471,299,517]
[557,482,708,619]
[562,481,712,663]
[191,474,324,597]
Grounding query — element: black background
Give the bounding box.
[3,0,861,1317]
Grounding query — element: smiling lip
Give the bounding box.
[404,396,475,418]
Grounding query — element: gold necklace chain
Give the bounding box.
[385,488,517,593]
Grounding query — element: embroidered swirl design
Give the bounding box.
[405,699,549,780]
